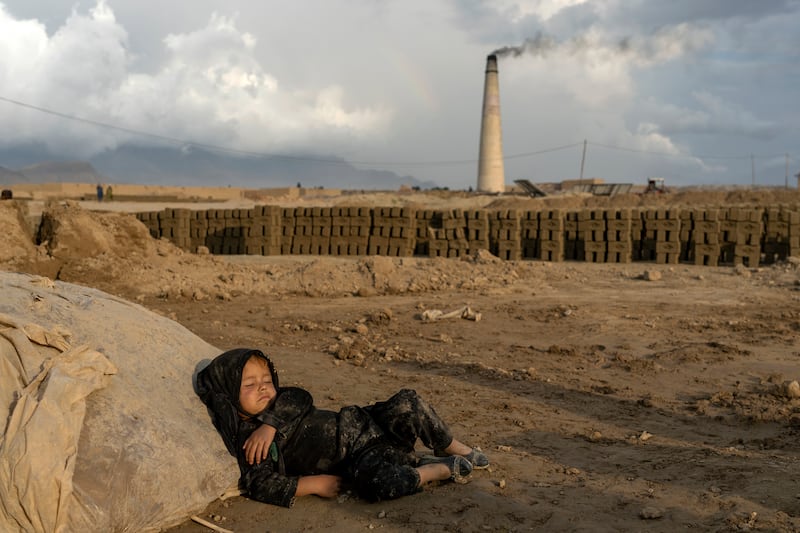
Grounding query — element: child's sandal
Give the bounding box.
[434,446,490,470]
[419,455,473,483]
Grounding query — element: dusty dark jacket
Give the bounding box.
[196,348,384,507]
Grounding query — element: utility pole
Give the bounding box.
[786,153,790,189]
[751,154,755,187]
[579,139,587,180]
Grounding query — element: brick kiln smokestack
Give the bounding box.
[477,54,505,193]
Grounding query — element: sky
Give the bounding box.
[0,0,798,189]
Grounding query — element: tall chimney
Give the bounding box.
[477,54,505,193]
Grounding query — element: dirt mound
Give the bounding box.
[38,201,157,259]
[0,202,37,265]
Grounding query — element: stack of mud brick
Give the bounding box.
[135,211,160,239]
[156,208,191,251]
[630,209,645,261]
[577,209,606,262]
[280,208,295,254]
[643,208,681,264]
[329,207,370,256]
[370,207,414,256]
[243,206,281,255]
[538,209,564,261]
[719,207,762,267]
[762,206,800,264]
[562,211,579,260]
[685,208,721,266]
[188,211,208,252]
[464,210,490,255]
[424,209,466,257]
[606,209,633,263]
[519,210,539,259]
[489,209,522,260]
[202,209,242,254]
[289,208,312,254]
[309,207,332,255]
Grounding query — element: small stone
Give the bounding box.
[496,445,512,452]
[498,479,506,489]
[196,245,210,255]
[377,510,386,519]
[566,467,581,475]
[354,323,369,335]
[639,507,663,520]
[784,380,800,399]
[589,430,603,441]
[638,431,653,441]
[643,270,662,282]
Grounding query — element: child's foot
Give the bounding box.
[418,455,473,483]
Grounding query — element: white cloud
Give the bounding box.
[0,1,390,157]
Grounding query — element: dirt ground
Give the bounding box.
[2,189,800,532]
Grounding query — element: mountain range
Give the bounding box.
[0,144,436,190]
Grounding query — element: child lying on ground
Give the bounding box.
[196,347,489,507]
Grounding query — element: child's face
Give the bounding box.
[239,356,276,416]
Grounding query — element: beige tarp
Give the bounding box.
[0,272,238,532]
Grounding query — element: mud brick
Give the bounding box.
[388,238,414,257]
[331,216,350,227]
[766,220,790,235]
[583,240,606,263]
[540,209,564,230]
[734,244,760,267]
[608,208,633,221]
[694,220,720,234]
[736,220,762,235]
[243,238,264,255]
[349,215,371,227]
[578,219,605,232]
[349,225,370,237]
[577,209,604,222]
[730,207,763,222]
[367,236,389,255]
[539,240,564,262]
[306,225,328,237]
[691,243,720,266]
[719,220,737,242]
[291,236,311,255]
[307,236,329,255]
[328,237,346,255]
[428,239,448,257]
[606,219,632,232]
[222,237,244,255]
[493,241,522,261]
[607,241,632,263]
[735,230,760,246]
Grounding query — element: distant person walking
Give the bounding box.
[96,184,104,202]
[106,185,113,201]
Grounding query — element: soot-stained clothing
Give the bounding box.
[196,348,454,507]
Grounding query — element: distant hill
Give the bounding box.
[0,165,29,185]
[17,161,105,183]
[0,144,436,190]
[89,145,433,190]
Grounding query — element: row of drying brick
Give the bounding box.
[134,205,800,266]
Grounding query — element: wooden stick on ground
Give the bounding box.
[190,515,234,533]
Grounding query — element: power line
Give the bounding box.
[0,95,796,169]
[0,95,578,168]
[588,140,791,161]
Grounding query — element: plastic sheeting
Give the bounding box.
[0,272,238,532]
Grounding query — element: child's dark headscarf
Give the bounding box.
[196,348,279,456]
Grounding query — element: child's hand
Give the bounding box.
[243,424,276,465]
[296,475,342,498]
